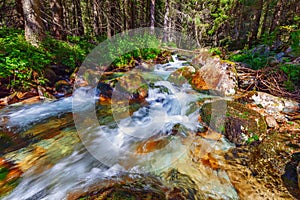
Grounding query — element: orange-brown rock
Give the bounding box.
[135,137,170,154]
[0,158,23,196]
[197,128,223,141]
[190,71,210,91]
[201,153,220,170]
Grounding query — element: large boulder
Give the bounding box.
[191,53,237,96]
[200,100,267,146]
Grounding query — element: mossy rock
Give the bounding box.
[167,66,195,86]
[200,100,267,146]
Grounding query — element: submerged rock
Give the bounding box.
[0,158,22,197]
[200,100,267,146]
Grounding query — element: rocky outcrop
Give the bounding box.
[235,91,300,124]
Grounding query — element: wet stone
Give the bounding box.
[200,100,267,146]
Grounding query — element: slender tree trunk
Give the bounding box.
[163,0,169,42]
[257,0,270,38]
[122,0,126,31]
[150,0,155,31]
[71,1,77,35]
[93,0,99,35]
[75,0,84,35]
[16,0,24,28]
[22,0,45,46]
[105,0,111,38]
[130,0,135,29]
[270,0,283,33]
[50,0,64,39]
[250,0,263,45]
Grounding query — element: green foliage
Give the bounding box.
[228,49,271,70]
[0,28,163,92]
[42,36,91,70]
[290,30,300,55]
[105,33,161,67]
[0,28,51,90]
[246,134,259,144]
[280,63,300,91]
[0,28,99,91]
[209,47,222,56]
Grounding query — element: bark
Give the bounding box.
[163,0,169,42]
[258,0,270,38]
[22,0,45,46]
[130,0,135,29]
[123,0,129,31]
[270,0,283,33]
[105,0,111,38]
[75,0,84,35]
[150,0,155,31]
[16,0,24,28]
[93,0,99,35]
[250,0,263,45]
[50,0,64,39]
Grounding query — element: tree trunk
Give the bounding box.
[50,0,64,39]
[257,0,270,38]
[75,0,84,35]
[250,0,263,45]
[93,0,99,35]
[150,0,155,31]
[270,0,283,33]
[16,0,24,28]
[22,0,45,47]
[105,0,111,38]
[123,0,129,31]
[130,0,135,29]
[163,0,169,42]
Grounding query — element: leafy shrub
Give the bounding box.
[0,28,163,92]
[104,33,162,67]
[0,28,50,90]
[228,49,271,70]
[280,63,300,91]
[41,36,89,70]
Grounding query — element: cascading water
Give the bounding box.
[0,55,239,200]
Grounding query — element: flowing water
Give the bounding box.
[0,56,277,199]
